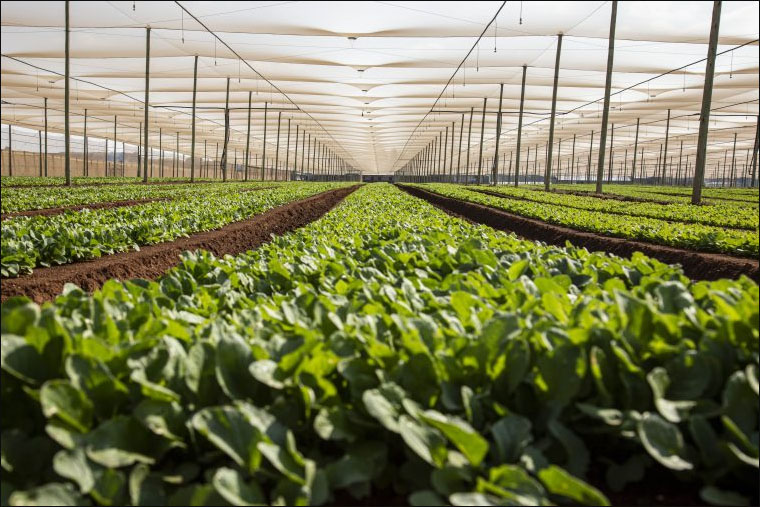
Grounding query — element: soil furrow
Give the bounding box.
[399,185,759,282]
[1,185,359,303]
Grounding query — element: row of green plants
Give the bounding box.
[1,183,345,277]
[1,182,280,213]
[412,184,758,257]
[2,184,757,506]
[550,184,759,206]
[0,176,217,188]
[471,185,758,231]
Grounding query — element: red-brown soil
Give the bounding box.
[1,186,358,303]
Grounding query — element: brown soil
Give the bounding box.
[1,198,169,220]
[399,185,759,282]
[1,186,359,303]
[474,188,754,232]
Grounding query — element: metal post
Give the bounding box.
[545,33,563,190]
[631,118,639,182]
[677,140,683,186]
[515,65,527,187]
[294,124,299,180]
[285,118,291,180]
[692,1,721,203]
[456,114,464,183]
[595,1,617,192]
[113,116,117,177]
[662,108,671,184]
[7,125,11,177]
[160,129,163,177]
[38,129,43,177]
[570,134,576,184]
[142,26,150,182]
[492,83,504,185]
[220,77,230,181]
[751,115,759,187]
[477,98,487,184]
[657,144,662,183]
[174,131,178,178]
[190,54,198,182]
[44,97,48,177]
[306,133,311,180]
[607,124,614,183]
[730,132,737,187]
[465,107,474,183]
[587,130,594,183]
[443,126,449,181]
[64,0,71,184]
[274,111,282,181]
[449,121,455,182]
[301,130,306,180]
[137,122,142,178]
[261,102,268,180]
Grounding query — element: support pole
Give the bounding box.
[730,132,737,187]
[595,0,617,193]
[477,98,487,184]
[515,65,527,187]
[137,122,142,178]
[220,77,230,182]
[274,111,282,181]
[261,102,268,180]
[113,116,117,178]
[465,107,474,183]
[449,121,455,182]
[443,126,449,181]
[545,33,564,190]
[285,118,291,180]
[631,118,639,182]
[607,124,614,183]
[142,26,150,183]
[751,115,759,187]
[7,125,11,177]
[457,113,464,183]
[662,108,671,184]
[294,124,299,180]
[491,83,504,185]
[692,1,721,203]
[570,134,576,184]
[190,54,198,182]
[39,129,43,177]
[677,139,683,186]
[44,97,48,177]
[84,110,89,176]
[64,0,71,185]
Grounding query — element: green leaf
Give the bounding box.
[191,406,263,474]
[421,410,489,466]
[548,420,589,477]
[637,413,693,471]
[362,387,401,433]
[40,380,94,433]
[85,416,172,468]
[52,448,99,494]
[215,333,257,400]
[129,464,167,507]
[1,334,48,385]
[399,415,447,468]
[491,414,532,463]
[538,465,610,506]
[409,490,446,506]
[8,483,85,506]
[212,467,266,506]
[700,486,750,506]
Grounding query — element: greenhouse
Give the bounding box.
[0,1,758,506]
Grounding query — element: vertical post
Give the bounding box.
[261,102,268,180]
[692,1,721,203]
[662,108,671,184]
[137,122,142,178]
[274,111,282,181]
[465,107,474,183]
[113,116,117,177]
[631,118,639,182]
[142,26,151,182]
[243,91,251,181]
[492,83,504,185]
[159,129,163,177]
[220,77,230,182]
[436,134,441,181]
[595,1,617,193]
[38,129,43,177]
[443,126,449,181]
[7,125,11,177]
[607,124,614,183]
[449,121,455,181]
[44,97,48,177]
[545,33,563,190]
[515,65,527,187]
[174,132,178,178]
[456,114,464,183]
[657,144,662,183]
[477,98,487,184]
[751,115,759,187]
[203,139,207,178]
[677,139,684,186]
[285,118,291,180]
[294,124,299,180]
[190,54,198,182]
[64,0,71,185]
[729,132,737,187]
[306,133,311,180]
[301,130,306,180]
[570,134,576,184]
[587,130,594,183]
[105,138,109,176]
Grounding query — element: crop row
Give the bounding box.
[0,176,215,188]
[2,184,758,506]
[1,182,346,277]
[472,185,758,231]
[1,181,280,213]
[550,184,759,207]
[412,184,759,257]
